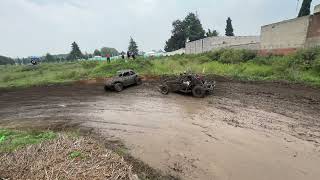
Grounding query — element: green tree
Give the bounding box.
[165,20,187,52]
[225,17,234,36]
[128,37,139,55]
[0,55,15,65]
[93,49,101,56]
[298,0,312,17]
[100,47,119,57]
[15,58,22,65]
[184,12,205,41]
[206,29,219,37]
[165,12,207,52]
[45,53,55,63]
[67,42,83,61]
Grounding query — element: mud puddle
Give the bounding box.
[0,81,320,180]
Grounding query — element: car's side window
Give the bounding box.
[129,71,135,75]
[119,73,123,77]
[123,72,130,77]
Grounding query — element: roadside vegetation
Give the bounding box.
[0,129,56,153]
[0,55,15,65]
[0,129,134,179]
[1,48,320,89]
[0,128,178,180]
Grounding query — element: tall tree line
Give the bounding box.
[0,55,15,65]
[298,0,312,17]
[225,17,234,36]
[165,12,219,52]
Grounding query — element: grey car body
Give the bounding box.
[105,69,142,92]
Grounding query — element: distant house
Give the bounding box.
[144,50,164,58]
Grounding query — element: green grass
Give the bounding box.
[69,151,84,159]
[1,48,320,88]
[0,129,57,153]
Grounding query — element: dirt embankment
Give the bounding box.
[0,78,320,180]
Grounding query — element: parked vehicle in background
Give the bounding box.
[104,70,142,92]
[30,56,40,65]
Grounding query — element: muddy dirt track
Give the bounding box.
[1,79,320,180]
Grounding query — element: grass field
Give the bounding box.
[1,48,320,89]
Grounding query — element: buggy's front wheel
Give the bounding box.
[104,85,109,92]
[159,85,169,95]
[192,85,205,98]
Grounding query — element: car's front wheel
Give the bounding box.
[114,83,123,92]
[135,77,142,85]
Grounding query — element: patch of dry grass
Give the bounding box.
[0,134,136,180]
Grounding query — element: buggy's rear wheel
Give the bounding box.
[192,85,205,98]
[114,83,123,92]
[160,85,169,95]
[104,85,109,92]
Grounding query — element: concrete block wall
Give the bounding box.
[260,16,310,51]
[185,36,260,54]
[185,4,320,56]
[315,4,320,14]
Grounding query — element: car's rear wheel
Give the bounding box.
[160,85,169,95]
[114,83,123,92]
[192,85,205,98]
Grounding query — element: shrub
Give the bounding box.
[292,47,320,70]
[80,61,100,69]
[55,70,85,80]
[206,49,224,61]
[207,49,257,64]
[312,56,320,73]
[199,55,211,64]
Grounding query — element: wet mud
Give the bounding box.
[0,80,320,180]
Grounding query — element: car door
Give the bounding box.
[122,72,131,86]
[128,71,137,85]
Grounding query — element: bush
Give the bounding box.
[312,56,320,73]
[0,55,15,65]
[55,70,86,80]
[206,49,257,64]
[292,47,320,70]
[80,60,100,69]
[206,49,224,61]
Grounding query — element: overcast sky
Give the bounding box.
[1,0,320,57]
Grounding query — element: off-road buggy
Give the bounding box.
[104,69,142,92]
[159,73,215,98]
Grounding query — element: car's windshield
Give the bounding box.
[116,71,124,77]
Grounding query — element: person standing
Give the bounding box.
[127,51,131,59]
[106,54,111,63]
[121,52,125,60]
[132,52,136,60]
